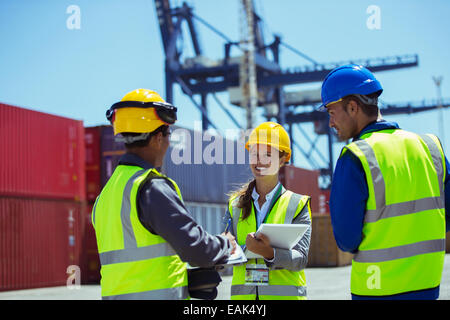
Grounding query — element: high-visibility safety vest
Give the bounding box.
[92,165,188,300]
[228,188,311,300]
[342,129,446,297]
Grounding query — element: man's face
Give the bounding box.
[160,127,171,155]
[327,101,358,141]
[153,127,171,167]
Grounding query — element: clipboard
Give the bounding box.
[187,243,247,269]
[245,223,309,259]
[221,244,247,266]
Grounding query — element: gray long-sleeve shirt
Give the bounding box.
[223,189,311,272]
[119,153,232,268]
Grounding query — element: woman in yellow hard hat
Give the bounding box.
[224,121,312,300]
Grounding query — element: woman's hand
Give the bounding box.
[245,232,274,260]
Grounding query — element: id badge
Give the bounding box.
[245,263,269,286]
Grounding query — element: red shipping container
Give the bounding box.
[318,189,331,214]
[280,165,321,213]
[80,203,100,284]
[0,103,86,201]
[0,197,85,291]
[84,125,126,201]
[85,128,101,202]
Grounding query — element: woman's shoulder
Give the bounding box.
[283,188,311,199]
[228,192,240,205]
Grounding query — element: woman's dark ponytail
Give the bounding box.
[237,179,256,220]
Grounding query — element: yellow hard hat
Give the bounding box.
[106,89,177,135]
[245,122,292,162]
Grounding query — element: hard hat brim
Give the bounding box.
[245,141,291,162]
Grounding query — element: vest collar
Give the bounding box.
[353,120,400,142]
[251,181,281,203]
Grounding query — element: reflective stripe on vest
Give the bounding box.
[354,238,445,263]
[94,166,188,299]
[102,286,189,300]
[99,242,177,265]
[121,170,146,248]
[344,130,446,296]
[231,284,307,297]
[229,190,310,300]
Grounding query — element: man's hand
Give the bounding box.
[245,232,274,260]
[222,232,237,255]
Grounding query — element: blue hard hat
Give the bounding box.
[318,64,383,110]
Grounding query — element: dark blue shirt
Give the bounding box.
[330,120,450,300]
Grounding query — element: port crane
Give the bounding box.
[154,0,448,188]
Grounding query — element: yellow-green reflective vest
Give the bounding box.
[342,129,446,297]
[228,189,311,300]
[92,165,188,299]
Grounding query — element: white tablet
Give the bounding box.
[257,223,309,249]
[245,223,310,259]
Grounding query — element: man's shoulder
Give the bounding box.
[139,174,178,196]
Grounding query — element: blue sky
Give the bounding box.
[0,0,449,170]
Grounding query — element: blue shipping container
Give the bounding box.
[162,126,252,204]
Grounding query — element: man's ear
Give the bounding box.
[148,132,161,148]
[155,132,164,148]
[347,99,359,117]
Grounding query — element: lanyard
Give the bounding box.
[250,184,283,265]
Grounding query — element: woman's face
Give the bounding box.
[249,144,285,178]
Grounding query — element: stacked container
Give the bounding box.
[85,126,124,202]
[0,103,86,291]
[317,189,331,215]
[82,126,125,283]
[163,125,252,203]
[278,165,349,267]
[307,214,353,267]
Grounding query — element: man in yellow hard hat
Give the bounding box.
[92,88,236,300]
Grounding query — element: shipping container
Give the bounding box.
[163,126,252,203]
[98,126,125,187]
[84,125,125,196]
[80,203,100,284]
[0,103,86,201]
[85,128,101,202]
[184,201,233,275]
[307,214,353,267]
[185,202,227,235]
[84,125,125,193]
[0,197,85,291]
[317,189,331,214]
[279,165,322,214]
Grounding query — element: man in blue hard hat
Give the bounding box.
[320,64,450,300]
